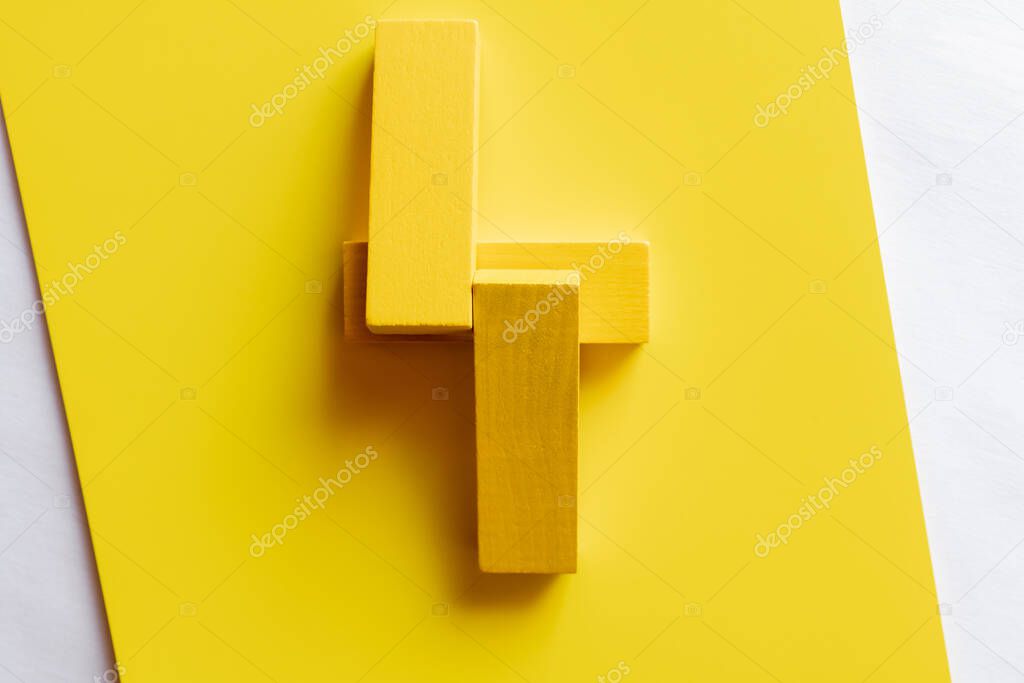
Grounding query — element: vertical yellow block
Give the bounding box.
[473,269,580,573]
[366,20,479,334]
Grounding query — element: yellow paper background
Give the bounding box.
[1,1,950,681]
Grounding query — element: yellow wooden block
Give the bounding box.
[480,240,649,342]
[365,20,479,334]
[344,240,649,343]
[473,269,580,573]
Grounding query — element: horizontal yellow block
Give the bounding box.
[365,20,479,334]
[343,240,649,343]
[473,269,579,573]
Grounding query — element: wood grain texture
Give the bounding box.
[473,269,579,573]
[365,20,479,334]
[344,240,649,343]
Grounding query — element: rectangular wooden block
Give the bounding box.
[365,20,479,334]
[344,240,649,343]
[473,269,579,573]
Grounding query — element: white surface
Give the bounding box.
[844,0,1024,680]
[0,119,116,679]
[1,1,1022,680]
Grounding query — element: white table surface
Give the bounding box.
[1,1,1022,680]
